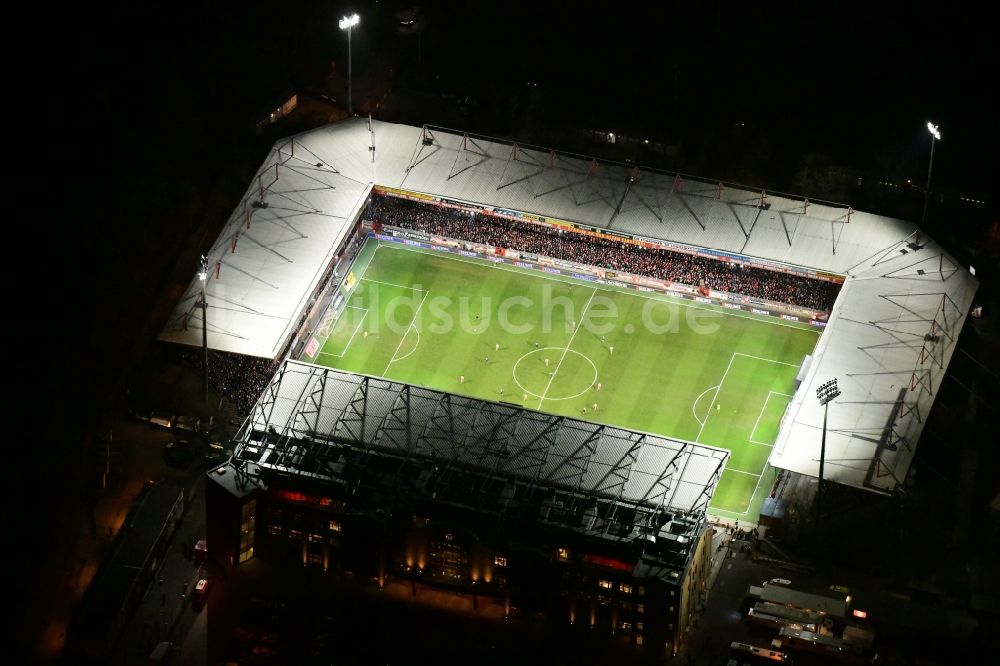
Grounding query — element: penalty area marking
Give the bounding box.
[749,390,794,446]
[317,307,369,358]
[714,465,768,518]
[360,277,429,293]
[723,467,761,477]
[513,347,599,402]
[734,352,800,367]
[697,352,800,443]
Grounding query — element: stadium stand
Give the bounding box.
[362,194,841,311]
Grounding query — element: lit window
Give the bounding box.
[308,533,323,543]
[636,622,644,631]
[668,623,674,629]
[670,590,675,596]
[329,520,342,532]
[619,621,631,630]
[637,604,645,614]
[669,605,675,612]
[288,529,302,539]
[494,555,507,567]
[619,583,632,594]
[636,635,643,646]
[598,579,613,590]
[638,586,645,596]
[268,525,283,536]
[557,548,570,562]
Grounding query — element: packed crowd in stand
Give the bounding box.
[363,194,841,311]
[184,349,276,415]
[181,226,368,415]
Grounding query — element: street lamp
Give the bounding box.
[922,122,941,226]
[339,13,360,115]
[815,378,841,519]
[199,254,209,404]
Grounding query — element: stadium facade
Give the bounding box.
[170,118,977,654]
[207,361,728,656]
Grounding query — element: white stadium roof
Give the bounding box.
[161,118,978,496]
[240,360,729,516]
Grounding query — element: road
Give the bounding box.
[111,476,208,665]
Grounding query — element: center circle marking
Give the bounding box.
[512,347,599,401]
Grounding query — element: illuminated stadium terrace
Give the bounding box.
[162,118,978,506]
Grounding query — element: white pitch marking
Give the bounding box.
[391,327,421,364]
[383,290,429,376]
[539,288,597,409]
[361,277,428,292]
[734,352,801,367]
[723,467,761,477]
[331,309,368,357]
[749,390,795,445]
[692,385,719,427]
[696,353,736,443]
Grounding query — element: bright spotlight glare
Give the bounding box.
[339,13,360,30]
[926,122,941,140]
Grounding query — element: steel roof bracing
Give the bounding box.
[234,360,729,520]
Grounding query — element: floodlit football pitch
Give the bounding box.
[305,240,822,518]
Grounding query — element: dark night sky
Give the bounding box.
[62,0,996,189]
[434,0,994,189]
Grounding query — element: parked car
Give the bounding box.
[174,415,201,433]
[193,540,208,565]
[193,578,210,608]
[767,578,792,586]
[830,584,851,594]
[136,410,175,429]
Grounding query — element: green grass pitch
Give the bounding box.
[305,240,821,518]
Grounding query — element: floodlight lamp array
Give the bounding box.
[198,254,209,282]
[816,378,841,405]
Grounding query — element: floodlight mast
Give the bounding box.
[922,122,941,227]
[339,13,360,115]
[815,378,841,519]
[199,254,209,404]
